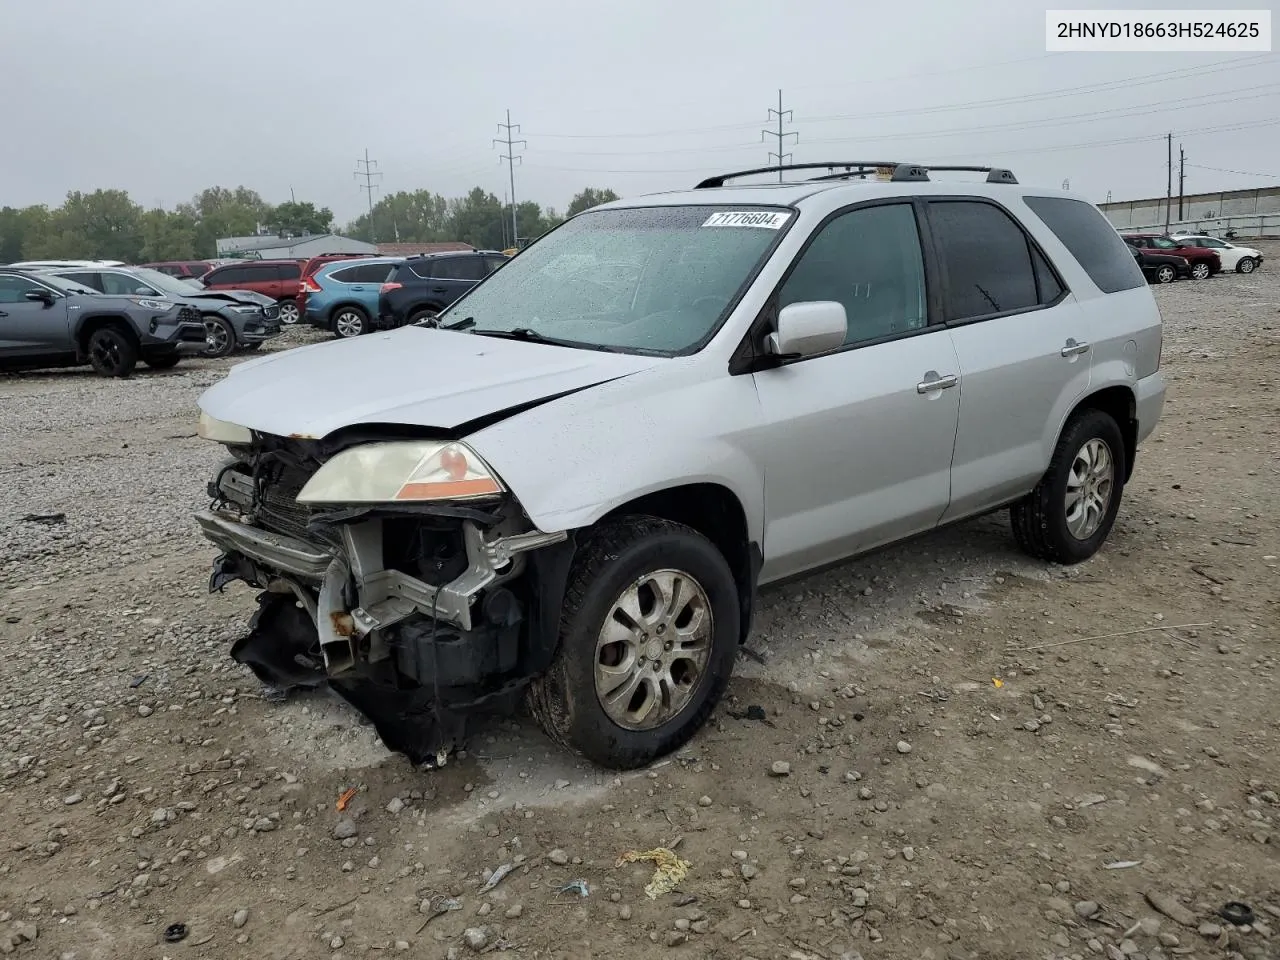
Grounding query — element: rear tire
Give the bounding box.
[332,306,368,339]
[407,308,439,327]
[144,353,182,370]
[277,299,300,325]
[527,516,740,769]
[1237,257,1257,274]
[87,327,138,378]
[1155,265,1176,284]
[1011,408,1126,565]
[202,315,236,358]
[1189,261,1211,280]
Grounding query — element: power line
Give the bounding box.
[762,90,798,181]
[493,110,526,247]
[353,149,383,242]
[1186,162,1280,179]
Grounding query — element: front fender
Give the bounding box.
[467,363,766,542]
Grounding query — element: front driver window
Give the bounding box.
[0,274,44,304]
[779,203,927,345]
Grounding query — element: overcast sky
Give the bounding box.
[2,0,1276,225]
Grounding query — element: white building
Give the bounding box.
[215,233,377,259]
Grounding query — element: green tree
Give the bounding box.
[139,208,199,262]
[446,188,508,249]
[345,190,450,244]
[565,187,620,218]
[513,200,561,245]
[30,190,144,261]
[180,186,274,257]
[270,201,333,237]
[0,205,51,263]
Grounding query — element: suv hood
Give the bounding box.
[198,326,664,439]
[181,288,274,307]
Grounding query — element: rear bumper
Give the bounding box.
[1135,370,1166,446]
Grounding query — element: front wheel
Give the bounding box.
[277,299,300,325]
[202,315,236,358]
[1155,265,1176,284]
[332,306,368,338]
[407,308,439,327]
[1010,408,1126,565]
[1190,262,1211,280]
[527,517,740,769]
[87,327,138,378]
[1237,257,1257,274]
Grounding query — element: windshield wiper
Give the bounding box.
[437,315,474,330]
[471,327,547,342]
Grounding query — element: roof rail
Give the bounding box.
[695,162,1019,188]
[694,162,927,189]
[921,165,1018,184]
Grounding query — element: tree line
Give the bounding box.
[0,186,620,264]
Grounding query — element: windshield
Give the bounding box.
[430,204,793,355]
[128,268,203,296]
[39,274,97,295]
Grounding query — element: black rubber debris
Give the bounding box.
[163,922,188,943]
[1218,901,1255,926]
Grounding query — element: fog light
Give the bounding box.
[149,319,158,334]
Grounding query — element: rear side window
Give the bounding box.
[928,200,1040,321]
[209,266,246,285]
[432,256,488,281]
[1023,196,1145,294]
[328,265,362,283]
[60,271,103,291]
[277,262,302,280]
[408,260,435,280]
[188,263,211,278]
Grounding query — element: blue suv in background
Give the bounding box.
[301,257,402,338]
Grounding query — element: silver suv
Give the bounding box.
[194,161,1166,770]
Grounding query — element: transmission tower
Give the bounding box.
[354,149,383,242]
[762,90,798,181]
[493,111,526,246]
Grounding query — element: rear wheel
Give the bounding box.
[332,306,368,338]
[1155,265,1176,284]
[87,327,138,378]
[1011,408,1126,565]
[527,517,740,769]
[407,308,439,327]
[1190,261,1211,280]
[202,315,236,358]
[277,299,300,325]
[1237,257,1257,274]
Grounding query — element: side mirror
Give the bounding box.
[767,301,848,358]
[24,289,55,305]
[135,287,159,296]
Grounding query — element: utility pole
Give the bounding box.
[1165,132,1173,234]
[493,111,526,247]
[354,149,382,243]
[762,90,798,181]
[1178,145,1186,221]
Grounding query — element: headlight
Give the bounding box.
[297,441,503,504]
[197,411,253,444]
[228,305,262,315]
[132,298,174,311]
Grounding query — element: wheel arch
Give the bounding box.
[76,314,139,353]
[1067,385,1138,482]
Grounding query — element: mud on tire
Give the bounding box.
[527,516,740,770]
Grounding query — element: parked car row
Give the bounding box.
[300,250,510,338]
[1121,233,1264,284]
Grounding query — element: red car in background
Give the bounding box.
[1122,235,1222,280]
[201,259,306,324]
[140,260,216,281]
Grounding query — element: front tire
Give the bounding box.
[332,306,368,339]
[1011,409,1126,565]
[202,315,236,358]
[1190,261,1211,280]
[407,308,439,327]
[527,517,740,769]
[1155,265,1176,284]
[87,327,138,378]
[1237,257,1257,274]
[277,299,300,325]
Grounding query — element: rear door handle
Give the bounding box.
[1061,338,1090,357]
[0,310,8,317]
[916,372,959,394]
[431,286,447,293]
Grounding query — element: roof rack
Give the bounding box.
[694,162,1018,188]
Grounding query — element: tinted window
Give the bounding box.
[277,262,301,280]
[209,266,247,285]
[1151,237,1179,250]
[1032,248,1065,303]
[188,263,211,277]
[780,203,927,345]
[431,256,487,281]
[101,272,156,296]
[1023,197,1147,295]
[0,274,43,303]
[328,265,362,283]
[485,255,509,274]
[59,271,103,292]
[929,201,1038,321]
[153,265,180,276]
[407,260,435,280]
[355,263,395,283]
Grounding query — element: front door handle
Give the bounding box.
[0,310,8,317]
[916,372,959,394]
[431,286,447,293]
[1061,338,1091,357]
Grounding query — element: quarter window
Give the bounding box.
[431,256,488,281]
[1023,195,1142,295]
[779,203,927,346]
[928,200,1040,321]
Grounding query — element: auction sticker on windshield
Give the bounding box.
[702,211,791,229]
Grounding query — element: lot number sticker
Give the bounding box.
[702,211,791,229]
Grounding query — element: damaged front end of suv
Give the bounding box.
[195,413,575,766]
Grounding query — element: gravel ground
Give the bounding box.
[1,255,1278,960]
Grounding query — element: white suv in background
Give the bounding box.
[194,161,1167,770]
[1170,233,1264,274]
